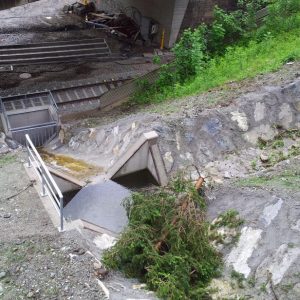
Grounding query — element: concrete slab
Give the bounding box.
[64,180,130,236]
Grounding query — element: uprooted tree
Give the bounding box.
[102,177,222,299]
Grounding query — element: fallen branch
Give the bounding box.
[155,176,205,252]
[2,180,35,201]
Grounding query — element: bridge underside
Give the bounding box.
[95,0,235,48]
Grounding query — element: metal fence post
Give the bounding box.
[26,138,32,168]
[60,197,64,232]
[41,174,47,197]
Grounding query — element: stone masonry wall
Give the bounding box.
[181,0,236,28]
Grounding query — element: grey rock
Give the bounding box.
[27,291,34,298]
[0,132,5,144]
[224,171,231,179]
[73,248,85,255]
[5,138,19,150]
[260,152,269,162]
[3,213,11,219]
[19,73,32,79]
[0,271,6,279]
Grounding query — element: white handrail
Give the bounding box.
[25,134,64,231]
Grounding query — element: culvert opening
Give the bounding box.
[112,169,159,189]
[49,169,84,207]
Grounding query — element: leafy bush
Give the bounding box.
[133,27,207,104]
[132,0,300,104]
[256,0,300,39]
[172,26,207,82]
[208,6,244,53]
[103,179,222,299]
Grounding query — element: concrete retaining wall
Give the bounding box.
[181,0,236,28]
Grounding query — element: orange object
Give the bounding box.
[160,29,165,50]
[195,176,205,191]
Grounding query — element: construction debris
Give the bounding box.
[63,1,96,16]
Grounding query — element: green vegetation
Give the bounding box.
[251,159,258,170]
[211,210,244,229]
[260,282,268,293]
[247,276,256,287]
[258,128,300,150]
[133,0,300,104]
[264,145,299,167]
[236,170,300,191]
[0,154,16,167]
[256,128,300,167]
[103,179,222,299]
[231,270,246,289]
[280,283,294,293]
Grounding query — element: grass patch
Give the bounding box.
[231,270,246,289]
[258,128,300,150]
[0,154,16,167]
[150,29,300,102]
[103,178,222,299]
[211,210,244,229]
[236,170,300,191]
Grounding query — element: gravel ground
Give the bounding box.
[0,151,107,299]
[0,150,158,300]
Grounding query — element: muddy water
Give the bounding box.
[0,0,38,10]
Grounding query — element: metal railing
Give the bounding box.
[12,122,58,147]
[0,91,59,147]
[25,134,64,231]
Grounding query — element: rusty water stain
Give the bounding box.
[39,150,103,180]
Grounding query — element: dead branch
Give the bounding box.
[155,177,205,252]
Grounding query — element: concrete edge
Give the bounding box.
[47,165,86,188]
[23,163,61,231]
[106,131,158,179]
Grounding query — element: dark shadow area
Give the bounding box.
[112,169,159,189]
[62,189,81,207]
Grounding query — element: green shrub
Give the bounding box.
[131,0,300,104]
[256,0,300,39]
[208,6,244,53]
[103,179,222,299]
[172,26,207,82]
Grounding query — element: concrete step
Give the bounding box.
[0,43,108,55]
[0,38,106,49]
[0,47,110,60]
[0,52,111,65]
